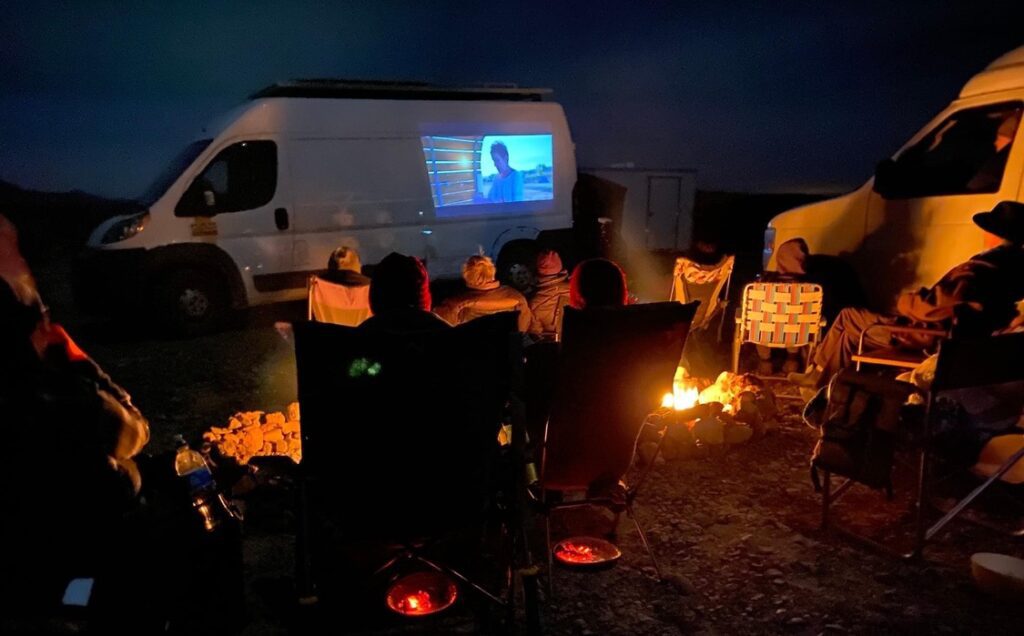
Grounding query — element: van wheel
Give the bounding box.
[497,240,539,293]
[157,269,228,336]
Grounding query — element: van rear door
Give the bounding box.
[860,100,1023,309]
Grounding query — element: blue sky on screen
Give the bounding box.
[479,134,552,178]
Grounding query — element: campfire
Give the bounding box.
[203,402,302,464]
[652,367,778,457]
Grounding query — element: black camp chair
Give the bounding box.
[293,312,539,631]
[816,331,1024,559]
[534,301,698,593]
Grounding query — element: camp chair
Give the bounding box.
[293,313,540,631]
[306,274,372,326]
[732,282,825,374]
[852,323,948,371]
[669,254,734,341]
[535,301,698,593]
[817,331,1024,559]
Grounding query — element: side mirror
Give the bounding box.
[872,158,902,199]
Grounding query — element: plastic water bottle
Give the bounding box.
[173,434,226,532]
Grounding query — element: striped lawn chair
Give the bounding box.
[669,254,735,341]
[732,282,825,373]
[307,275,372,327]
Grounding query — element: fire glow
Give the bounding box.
[385,571,458,617]
[661,366,702,411]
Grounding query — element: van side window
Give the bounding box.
[891,102,1022,198]
[175,141,277,216]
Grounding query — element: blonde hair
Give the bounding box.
[462,255,497,289]
[328,246,362,273]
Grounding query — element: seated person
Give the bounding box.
[569,257,629,309]
[309,246,371,326]
[434,255,533,332]
[790,201,1024,388]
[528,249,571,338]
[0,215,150,619]
[360,252,450,332]
[321,246,370,287]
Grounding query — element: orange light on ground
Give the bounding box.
[385,571,458,617]
[553,536,622,567]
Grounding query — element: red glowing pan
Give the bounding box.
[553,536,622,568]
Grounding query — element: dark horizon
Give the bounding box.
[2,1,1023,199]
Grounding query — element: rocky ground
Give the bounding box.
[39,265,1021,635]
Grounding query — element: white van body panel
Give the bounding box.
[87,96,574,308]
[767,47,1024,310]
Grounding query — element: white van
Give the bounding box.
[74,80,575,332]
[765,46,1024,309]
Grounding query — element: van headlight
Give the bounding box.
[762,226,776,271]
[102,213,148,244]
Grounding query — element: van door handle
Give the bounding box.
[274,208,289,230]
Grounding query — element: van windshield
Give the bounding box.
[137,139,212,207]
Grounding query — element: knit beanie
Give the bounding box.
[369,252,432,313]
[536,249,564,276]
[569,258,629,309]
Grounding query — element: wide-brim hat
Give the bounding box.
[973,201,1024,244]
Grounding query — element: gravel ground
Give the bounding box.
[38,264,1022,635]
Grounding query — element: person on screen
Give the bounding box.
[486,141,525,203]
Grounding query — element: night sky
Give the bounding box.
[2,1,1022,199]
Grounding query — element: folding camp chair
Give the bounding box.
[669,255,734,341]
[306,274,372,326]
[817,331,1024,559]
[732,282,825,374]
[535,301,698,593]
[293,313,540,631]
[852,323,948,371]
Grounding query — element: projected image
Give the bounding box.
[421,134,553,210]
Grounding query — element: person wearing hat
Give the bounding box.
[528,249,571,339]
[790,200,1024,388]
[360,252,451,332]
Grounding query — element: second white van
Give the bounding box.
[765,46,1024,309]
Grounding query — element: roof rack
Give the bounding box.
[250,79,552,102]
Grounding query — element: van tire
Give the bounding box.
[496,239,540,293]
[155,268,229,336]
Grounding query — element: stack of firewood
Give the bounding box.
[203,402,302,464]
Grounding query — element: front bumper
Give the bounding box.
[72,247,148,314]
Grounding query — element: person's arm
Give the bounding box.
[895,261,984,324]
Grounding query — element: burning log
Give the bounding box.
[650,368,778,459]
[203,402,302,464]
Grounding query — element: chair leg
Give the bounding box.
[627,504,662,581]
[545,513,554,599]
[731,333,742,374]
[911,447,929,560]
[821,470,831,531]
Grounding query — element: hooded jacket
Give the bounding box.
[528,272,570,336]
[435,279,534,332]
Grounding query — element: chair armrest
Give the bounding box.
[858,322,947,354]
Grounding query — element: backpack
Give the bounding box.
[805,370,917,494]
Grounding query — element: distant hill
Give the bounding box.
[0,179,139,263]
